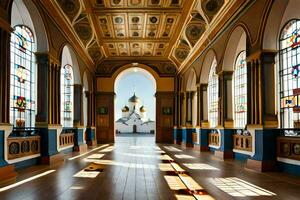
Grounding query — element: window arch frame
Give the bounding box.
[207,60,219,128]
[233,50,247,128]
[10,25,36,128]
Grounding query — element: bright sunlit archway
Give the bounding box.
[114,65,156,136]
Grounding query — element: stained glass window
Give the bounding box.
[61,64,74,127]
[233,51,247,128]
[208,60,219,128]
[10,25,36,127]
[279,20,300,128]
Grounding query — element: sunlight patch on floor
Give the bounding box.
[176,194,215,200]
[160,154,174,161]
[175,194,195,200]
[179,174,203,191]
[68,144,109,160]
[159,163,175,172]
[193,194,215,200]
[164,175,187,190]
[70,186,84,190]
[0,170,56,192]
[163,146,182,152]
[86,154,105,159]
[170,163,185,173]
[210,177,276,197]
[73,170,100,178]
[99,146,115,152]
[174,154,195,159]
[93,160,156,169]
[183,163,220,170]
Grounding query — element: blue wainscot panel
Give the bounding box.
[278,161,300,176]
[14,157,39,170]
[234,152,251,161]
[0,130,8,167]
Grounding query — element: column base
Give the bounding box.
[74,143,88,152]
[0,165,17,184]
[87,140,97,147]
[193,144,200,151]
[181,142,193,148]
[245,159,277,172]
[214,150,234,160]
[40,153,64,165]
[174,140,181,145]
[193,145,209,152]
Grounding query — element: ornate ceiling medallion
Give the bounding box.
[202,0,224,17]
[57,0,80,22]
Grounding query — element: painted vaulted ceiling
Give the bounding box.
[49,0,239,74]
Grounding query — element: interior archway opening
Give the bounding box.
[114,65,157,142]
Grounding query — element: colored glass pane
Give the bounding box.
[10,25,35,127]
[208,60,218,128]
[61,64,74,127]
[279,20,300,128]
[233,51,247,128]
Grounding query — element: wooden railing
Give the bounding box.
[233,135,252,152]
[277,136,300,160]
[208,133,219,146]
[59,133,74,148]
[7,136,40,160]
[192,132,197,143]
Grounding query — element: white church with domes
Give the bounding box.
[115,93,155,134]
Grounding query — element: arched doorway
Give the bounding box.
[95,63,174,144]
[133,125,137,133]
[114,65,157,138]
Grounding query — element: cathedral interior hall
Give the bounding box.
[2,0,300,199]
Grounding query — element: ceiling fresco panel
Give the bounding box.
[52,0,243,73]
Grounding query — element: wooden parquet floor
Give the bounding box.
[0,135,300,200]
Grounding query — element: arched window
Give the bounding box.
[279,20,300,128]
[233,51,247,128]
[208,60,218,128]
[61,64,74,127]
[10,25,36,127]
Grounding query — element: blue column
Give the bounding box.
[74,128,84,146]
[173,127,177,144]
[74,127,87,152]
[214,129,234,159]
[0,130,7,167]
[40,128,58,157]
[86,127,97,146]
[182,127,195,147]
[39,126,64,165]
[173,127,183,145]
[199,128,209,151]
[246,129,279,172]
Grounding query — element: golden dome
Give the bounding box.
[128,92,140,103]
[122,105,129,112]
[140,105,146,112]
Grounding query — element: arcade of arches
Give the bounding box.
[1,0,300,199]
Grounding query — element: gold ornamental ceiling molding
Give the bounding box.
[38,0,251,73]
[177,0,251,74]
[39,0,95,72]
